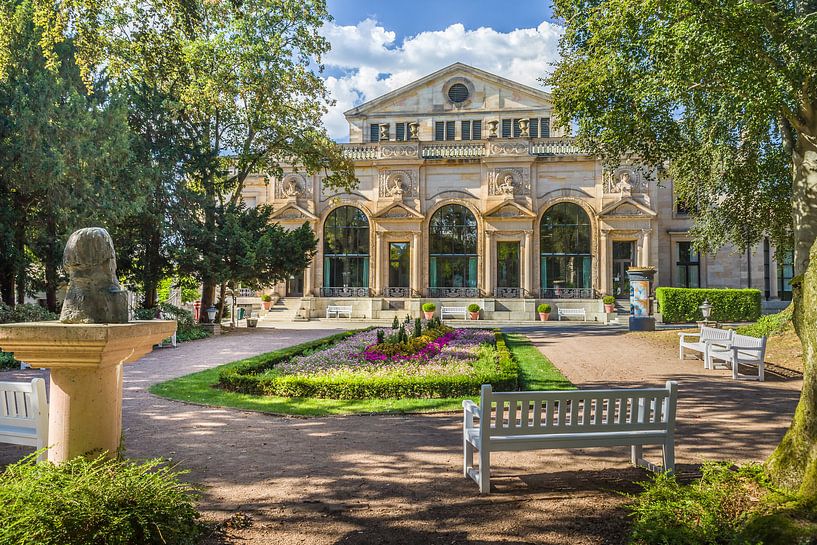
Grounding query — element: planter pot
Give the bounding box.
[604,304,615,313]
[246,318,258,328]
[539,312,550,321]
[469,311,480,320]
[261,301,272,311]
[423,311,434,320]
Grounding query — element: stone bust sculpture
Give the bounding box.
[499,174,515,195]
[283,177,301,197]
[60,227,129,324]
[615,171,633,192]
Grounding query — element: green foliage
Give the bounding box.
[392,316,400,329]
[467,303,480,313]
[422,302,436,312]
[0,302,57,323]
[219,331,519,400]
[537,303,552,313]
[0,454,202,545]
[0,351,17,370]
[602,295,616,305]
[260,294,273,302]
[135,303,210,343]
[376,329,385,344]
[413,318,422,338]
[656,288,761,323]
[628,462,817,545]
[156,277,200,305]
[737,307,794,338]
[373,325,451,358]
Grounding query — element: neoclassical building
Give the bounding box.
[241,63,790,320]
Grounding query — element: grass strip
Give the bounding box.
[149,331,574,417]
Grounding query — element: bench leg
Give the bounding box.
[479,448,491,494]
[679,344,684,360]
[662,440,675,473]
[631,445,643,467]
[463,436,474,478]
[758,361,764,382]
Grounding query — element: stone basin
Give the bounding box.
[0,320,177,462]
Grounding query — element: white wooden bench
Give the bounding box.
[441,306,468,321]
[0,378,49,461]
[325,305,352,319]
[463,381,678,494]
[678,326,733,366]
[708,333,767,381]
[557,307,587,321]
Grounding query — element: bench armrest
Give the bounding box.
[678,332,700,340]
[462,400,480,416]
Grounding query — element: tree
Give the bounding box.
[548,0,817,497]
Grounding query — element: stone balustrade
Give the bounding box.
[341,138,585,161]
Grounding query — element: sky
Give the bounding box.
[320,1,563,141]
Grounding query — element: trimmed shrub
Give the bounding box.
[0,454,201,545]
[422,302,436,312]
[218,331,519,399]
[537,303,551,313]
[0,302,58,324]
[655,288,761,323]
[467,303,480,313]
[134,303,210,343]
[260,294,273,302]
[737,307,793,338]
[602,295,616,305]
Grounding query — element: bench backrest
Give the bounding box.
[442,307,466,311]
[327,305,351,310]
[731,333,767,359]
[0,378,48,435]
[700,326,732,343]
[479,381,677,438]
[558,308,585,314]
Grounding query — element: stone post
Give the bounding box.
[484,231,494,296]
[412,232,421,296]
[523,230,534,294]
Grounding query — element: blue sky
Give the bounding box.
[326,1,555,41]
[319,2,563,141]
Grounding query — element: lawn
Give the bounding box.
[150,331,573,417]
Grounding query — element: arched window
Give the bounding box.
[429,204,478,293]
[323,206,369,289]
[540,202,592,292]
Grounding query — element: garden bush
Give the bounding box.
[629,462,817,545]
[737,306,793,338]
[0,454,201,545]
[134,303,210,343]
[655,288,761,323]
[537,303,551,313]
[0,302,59,368]
[219,330,519,400]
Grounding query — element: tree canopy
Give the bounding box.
[548,0,817,499]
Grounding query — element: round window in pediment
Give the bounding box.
[447,83,470,103]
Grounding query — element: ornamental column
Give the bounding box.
[374,231,383,295]
[599,230,610,295]
[523,230,533,294]
[412,231,421,296]
[641,229,651,267]
[484,230,494,296]
[304,222,316,296]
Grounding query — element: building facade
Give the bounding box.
[241,63,790,320]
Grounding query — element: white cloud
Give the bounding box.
[320,19,564,141]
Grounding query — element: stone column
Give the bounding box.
[303,263,314,297]
[374,231,383,295]
[412,231,421,296]
[523,230,533,294]
[769,249,779,299]
[484,231,494,296]
[599,230,610,295]
[641,229,651,267]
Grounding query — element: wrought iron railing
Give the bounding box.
[426,287,482,298]
[319,287,371,298]
[382,287,422,298]
[539,287,597,299]
[238,288,257,297]
[494,287,536,299]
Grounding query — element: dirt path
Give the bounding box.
[0,324,802,544]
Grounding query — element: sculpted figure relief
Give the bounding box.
[498,173,516,195]
[60,227,128,324]
[387,174,405,197]
[283,177,301,197]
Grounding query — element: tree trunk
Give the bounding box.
[767,130,817,499]
[43,217,59,313]
[14,213,25,305]
[217,282,226,324]
[0,271,13,306]
[199,280,216,324]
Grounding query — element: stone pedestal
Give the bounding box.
[201,323,221,336]
[0,320,175,463]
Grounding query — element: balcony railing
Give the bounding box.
[238,288,257,297]
[319,287,371,298]
[426,287,482,298]
[382,287,422,298]
[539,287,597,299]
[341,138,584,161]
[494,287,536,299]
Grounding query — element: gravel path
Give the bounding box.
[0,324,802,544]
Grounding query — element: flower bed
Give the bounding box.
[219,327,519,400]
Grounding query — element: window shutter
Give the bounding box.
[472,120,482,140]
[529,118,539,138]
[540,117,551,138]
[396,122,406,141]
[501,119,511,138]
[512,119,521,138]
[435,121,445,141]
[446,121,455,140]
[461,120,471,140]
[370,123,380,143]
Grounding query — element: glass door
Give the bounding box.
[286,272,304,297]
[496,241,520,297]
[612,241,635,299]
[388,242,410,291]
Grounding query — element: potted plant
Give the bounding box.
[537,303,551,321]
[602,295,616,314]
[467,303,481,320]
[260,294,273,311]
[246,315,258,328]
[422,302,436,320]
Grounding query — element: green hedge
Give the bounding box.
[655,288,761,323]
[219,331,519,400]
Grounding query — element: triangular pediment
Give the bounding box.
[271,203,318,221]
[373,202,424,220]
[484,201,536,218]
[344,63,553,117]
[599,198,657,218]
